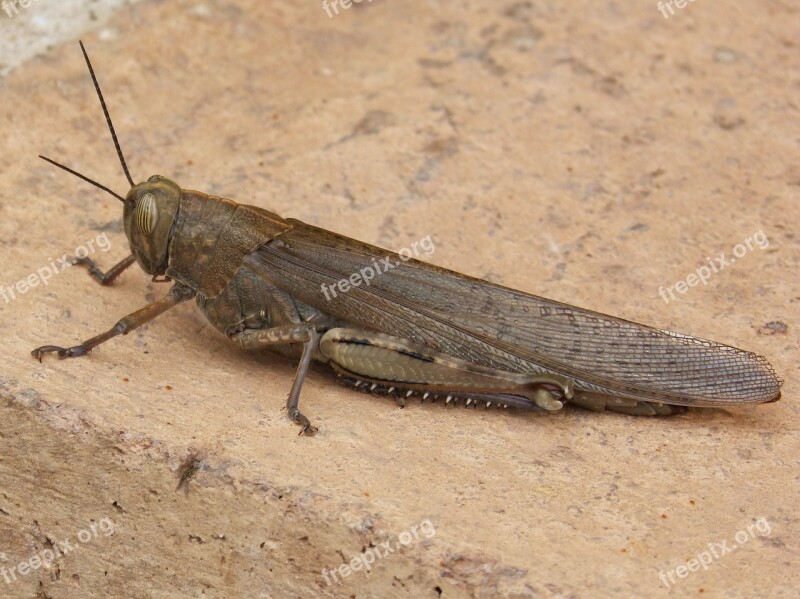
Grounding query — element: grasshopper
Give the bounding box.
[32,43,783,434]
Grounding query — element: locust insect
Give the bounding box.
[32,43,783,434]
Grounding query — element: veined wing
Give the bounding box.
[247,220,782,406]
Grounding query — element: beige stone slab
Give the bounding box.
[1,0,798,597]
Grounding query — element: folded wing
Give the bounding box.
[247,220,782,406]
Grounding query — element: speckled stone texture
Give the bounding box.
[0,1,798,597]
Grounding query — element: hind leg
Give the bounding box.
[318,328,574,411]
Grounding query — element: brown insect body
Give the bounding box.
[31,43,783,434]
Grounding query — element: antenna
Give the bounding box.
[79,40,135,187]
[39,155,127,203]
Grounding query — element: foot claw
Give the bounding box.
[31,345,88,361]
[289,409,318,436]
[32,345,67,361]
[297,423,318,436]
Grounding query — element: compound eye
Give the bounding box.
[136,192,158,234]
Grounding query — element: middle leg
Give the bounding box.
[232,322,325,435]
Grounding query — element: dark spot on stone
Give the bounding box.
[352,110,395,137]
[595,75,625,98]
[713,114,745,130]
[418,58,452,69]
[757,321,788,336]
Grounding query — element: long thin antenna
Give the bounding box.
[39,155,127,203]
[79,40,135,188]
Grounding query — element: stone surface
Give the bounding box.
[0,0,142,77]
[0,0,798,597]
